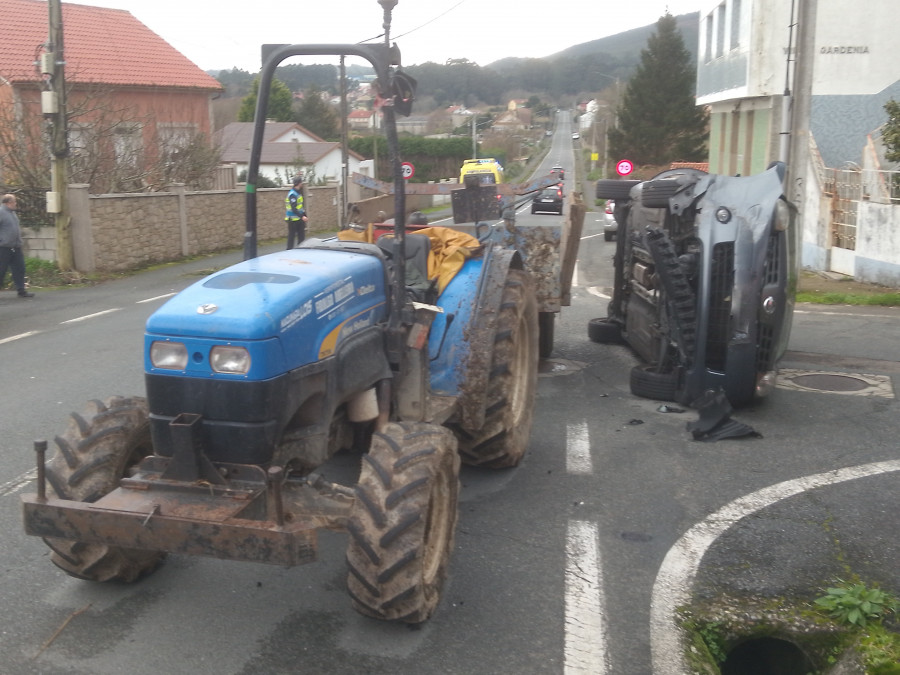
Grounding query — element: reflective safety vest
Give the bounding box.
[285,188,305,221]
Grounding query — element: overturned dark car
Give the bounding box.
[590,163,799,407]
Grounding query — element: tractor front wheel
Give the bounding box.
[42,396,165,582]
[346,422,460,623]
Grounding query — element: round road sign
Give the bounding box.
[401,162,415,180]
[616,159,634,177]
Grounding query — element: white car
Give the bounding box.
[571,132,580,140]
[602,200,617,241]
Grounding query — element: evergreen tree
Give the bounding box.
[608,14,707,166]
[238,77,295,123]
[884,99,900,163]
[295,85,340,141]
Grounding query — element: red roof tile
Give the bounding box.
[0,0,221,90]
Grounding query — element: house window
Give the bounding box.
[158,123,197,155]
[730,0,741,51]
[113,125,142,168]
[716,3,726,58]
[705,14,714,62]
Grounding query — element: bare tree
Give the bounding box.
[0,79,222,194]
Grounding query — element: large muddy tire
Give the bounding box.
[43,397,165,582]
[346,422,460,623]
[454,269,538,468]
[538,311,555,359]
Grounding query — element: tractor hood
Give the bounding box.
[147,248,387,342]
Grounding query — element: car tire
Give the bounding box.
[587,317,625,344]
[641,179,682,208]
[604,231,613,241]
[596,179,639,201]
[630,365,678,401]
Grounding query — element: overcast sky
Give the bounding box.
[80,0,703,72]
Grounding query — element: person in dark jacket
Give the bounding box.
[284,176,308,249]
[0,194,34,298]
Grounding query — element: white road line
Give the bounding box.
[137,293,176,304]
[566,421,593,475]
[650,459,900,675]
[0,331,41,345]
[564,519,609,674]
[586,286,611,300]
[60,308,121,324]
[581,232,606,240]
[0,468,37,498]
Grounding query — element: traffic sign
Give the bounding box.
[616,159,633,176]
[401,162,415,180]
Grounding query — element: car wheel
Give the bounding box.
[596,179,639,201]
[641,179,682,208]
[630,365,678,401]
[587,317,625,344]
[604,231,613,241]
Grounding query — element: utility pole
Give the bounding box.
[340,56,349,225]
[45,0,72,270]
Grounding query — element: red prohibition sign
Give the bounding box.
[616,159,634,176]
[401,162,415,179]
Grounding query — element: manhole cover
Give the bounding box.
[538,358,587,377]
[791,373,869,392]
[777,369,894,398]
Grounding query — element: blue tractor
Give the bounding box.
[22,24,538,623]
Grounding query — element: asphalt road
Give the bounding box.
[0,124,897,674]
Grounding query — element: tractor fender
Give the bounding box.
[455,244,524,433]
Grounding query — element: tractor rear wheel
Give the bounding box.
[346,422,460,623]
[42,396,165,582]
[455,269,538,468]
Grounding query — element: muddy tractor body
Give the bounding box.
[22,34,539,624]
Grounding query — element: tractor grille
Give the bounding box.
[706,242,734,371]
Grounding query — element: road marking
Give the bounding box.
[60,308,121,324]
[649,459,900,675]
[581,232,606,240]
[0,468,37,498]
[138,293,176,304]
[565,519,609,674]
[0,331,41,345]
[586,286,611,299]
[566,421,593,474]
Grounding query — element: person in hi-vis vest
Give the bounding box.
[285,176,308,249]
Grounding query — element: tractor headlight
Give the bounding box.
[210,345,251,374]
[150,341,188,370]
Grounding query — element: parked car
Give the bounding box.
[531,185,564,215]
[571,132,580,140]
[601,200,617,241]
[590,163,799,407]
[551,165,565,181]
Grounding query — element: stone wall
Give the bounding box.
[24,183,339,273]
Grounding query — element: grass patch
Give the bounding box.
[796,291,900,306]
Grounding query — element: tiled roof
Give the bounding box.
[0,0,221,89]
[670,161,710,172]
[216,122,363,164]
